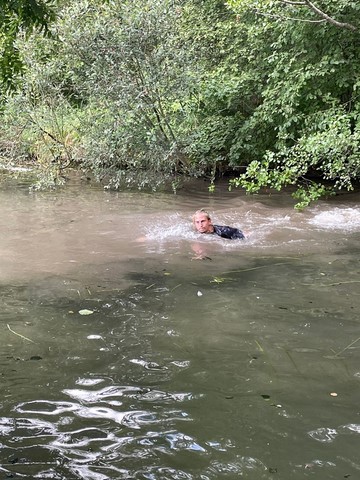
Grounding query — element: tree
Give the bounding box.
[0,0,55,92]
[47,0,208,189]
[2,0,360,204]
[227,0,358,31]
[225,0,360,207]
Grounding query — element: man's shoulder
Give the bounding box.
[213,225,244,239]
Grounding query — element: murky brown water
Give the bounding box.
[1,176,360,479]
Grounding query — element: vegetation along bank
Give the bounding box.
[0,0,359,207]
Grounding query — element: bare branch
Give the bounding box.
[281,1,306,5]
[279,0,357,31]
[304,0,357,31]
[253,9,326,24]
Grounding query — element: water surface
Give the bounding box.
[1,178,360,479]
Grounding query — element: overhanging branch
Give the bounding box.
[279,0,357,31]
[253,9,325,24]
[304,0,357,31]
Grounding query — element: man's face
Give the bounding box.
[193,213,213,233]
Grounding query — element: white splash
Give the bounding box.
[310,207,360,232]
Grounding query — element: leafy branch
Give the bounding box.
[0,0,56,92]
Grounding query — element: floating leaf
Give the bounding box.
[210,276,226,284]
[79,309,94,315]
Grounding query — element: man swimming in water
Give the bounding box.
[192,209,245,240]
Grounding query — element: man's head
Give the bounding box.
[192,209,214,234]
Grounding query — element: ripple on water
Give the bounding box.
[16,401,78,416]
[308,427,338,443]
[75,377,106,386]
[3,369,210,479]
[0,417,15,436]
[62,384,198,405]
[308,423,360,443]
[63,384,144,403]
[2,411,203,479]
[133,466,194,480]
[208,456,267,475]
[52,427,116,448]
[341,423,360,434]
[7,417,57,439]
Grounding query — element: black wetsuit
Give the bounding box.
[213,225,245,240]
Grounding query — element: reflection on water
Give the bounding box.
[0,179,360,479]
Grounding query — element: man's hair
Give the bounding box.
[192,209,211,222]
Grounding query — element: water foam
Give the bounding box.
[143,213,194,241]
[310,207,360,232]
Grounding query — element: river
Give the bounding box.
[1,176,359,479]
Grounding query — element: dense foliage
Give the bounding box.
[227,0,360,206]
[0,0,55,92]
[0,0,359,206]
